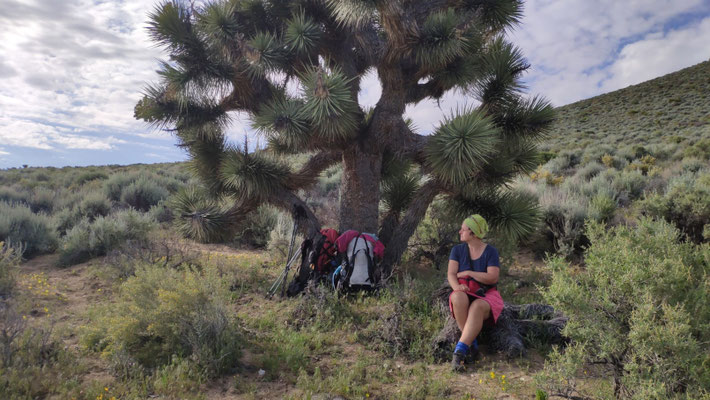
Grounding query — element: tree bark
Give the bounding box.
[339,147,383,233]
[431,281,567,360]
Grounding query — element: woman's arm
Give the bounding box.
[447,260,469,291]
[456,266,500,285]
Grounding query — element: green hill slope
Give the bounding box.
[543,59,710,152]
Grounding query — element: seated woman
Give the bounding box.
[447,214,504,371]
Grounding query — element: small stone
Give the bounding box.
[258,369,265,377]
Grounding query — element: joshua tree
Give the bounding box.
[135,0,554,274]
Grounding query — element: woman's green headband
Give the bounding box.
[464,214,488,239]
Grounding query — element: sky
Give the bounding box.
[1,0,709,169]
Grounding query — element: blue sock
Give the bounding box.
[472,338,479,352]
[454,341,470,355]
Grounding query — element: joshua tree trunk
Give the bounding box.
[339,148,383,234]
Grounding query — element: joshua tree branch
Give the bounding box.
[285,150,342,191]
[269,189,321,240]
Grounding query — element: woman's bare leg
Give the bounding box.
[450,291,471,332]
[459,299,491,346]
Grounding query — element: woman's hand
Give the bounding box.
[456,270,473,279]
[453,284,469,292]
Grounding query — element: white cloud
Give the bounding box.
[0,116,126,150]
[0,0,164,149]
[0,149,9,156]
[511,0,710,105]
[600,17,710,92]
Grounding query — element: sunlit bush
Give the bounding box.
[57,209,155,266]
[0,242,22,299]
[77,192,112,221]
[0,201,57,258]
[120,177,170,211]
[540,219,710,398]
[83,263,240,376]
[639,171,710,242]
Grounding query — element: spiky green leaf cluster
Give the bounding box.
[448,189,540,243]
[169,186,236,243]
[219,148,291,201]
[301,67,359,140]
[381,173,421,215]
[475,36,529,107]
[414,9,465,71]
[285,11,322,55]
[326,0,377,29]
[426,110,500,186]
[468,0,523,31]
[252,97,310,150]
[245,32,288,77]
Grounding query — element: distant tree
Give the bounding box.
[135,0,554,274]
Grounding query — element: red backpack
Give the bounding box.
[287,228,339,296]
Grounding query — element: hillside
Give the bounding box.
[542,59,710,152]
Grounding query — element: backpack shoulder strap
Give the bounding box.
[362,238,375,284]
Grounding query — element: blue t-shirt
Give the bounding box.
[449,243,500,273]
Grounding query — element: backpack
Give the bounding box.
[287,228,339,296]
[333,230,384,291]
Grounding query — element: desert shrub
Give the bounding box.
[266,210,300,263]
[612,169,648,204]
[358,275,444,361]
[233,205,277,248]
[77,192,112,221]
[588,192,616,223]
[148,201,174,223]
[544,150,581,175]
[626,155,658,176]
[680,157,707,174]
[0,202,57,258]
[0,304,81,399]
[601,153,628,169]
[407,198,459,269]
[75,170,108,185]
[0,187,28,205]
[538,189,588,259]
[639,171,710,242]
[580,144,614,165]
[683,137,710,160]
[540,219,710,399]
[575,170,617,199]
[573,161,605,181]
[0,242,23,299]
[53,208,81,236]
[120,176,170,211]
[530,166,564,185]
[616,146,637,161]
[103,172,138,201]
[82,264,240,376]
[152,356,206,398]
[28,187,55,213]
[57,209,155,267]
[104,233,201,279]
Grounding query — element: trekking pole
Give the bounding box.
[266,246,301,298]
[266,205,306,298]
